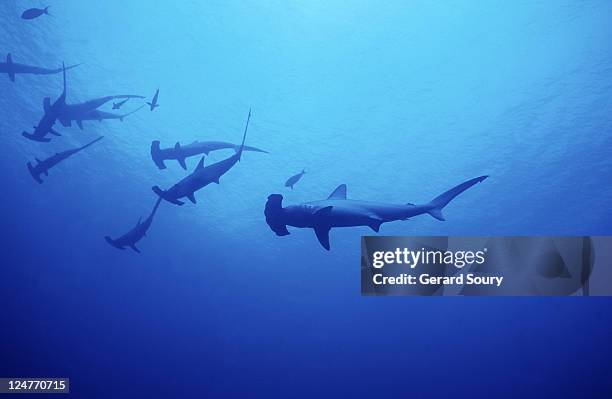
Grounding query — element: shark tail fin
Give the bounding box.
[238,108,251,161]
[121,104,146,122]
[425,176,488,221]
[79,136,104,151]
[44,6,51,15]
[150,140,167,169]
[27,162,42,184]
[22,132,51,142]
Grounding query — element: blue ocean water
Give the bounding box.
[1,0,612,397]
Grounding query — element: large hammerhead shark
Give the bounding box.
[27,136,104,183]
[152,109,258,205]
[58,94,144,129]
[151,139,267,170]
[105,197,163,253]
[22,63,69,142]
[264,176,488,250]
[0,53,79,82]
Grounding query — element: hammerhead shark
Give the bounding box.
[27,136,104,183]
[265,175,488,250]
[66,105,146,129]
[147,89,159,111]
[285,169,306,189]
[105,197,163,253]
[22,63,69,142]
[151,139,267,170]
[152,109,257,205]
[58,94,144,129]
[0,54,80,82]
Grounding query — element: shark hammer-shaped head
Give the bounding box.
[264,194,290,236]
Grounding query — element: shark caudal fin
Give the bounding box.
[425,175,488,221]
[77,136,104,152]
[22,132,51,142]
[27,162,43,184]
[150,140,167,169]
[264,194,290,236]
[237,108,251,161]
[104,236,125,250]
[119,104,146,122]
[152,186,184,206]
[44,6,51,15]
[241,144,268,154]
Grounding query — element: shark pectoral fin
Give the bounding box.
[368,218,383,233]
[77,120,83,130]
[9,71,15,82]
[314,227,332,250]
[327,184,347,200]
[59,118,70,127]
[130,244,141,253]
[313,207,334,250]
[178,157,187,170]
[187,193,196,204]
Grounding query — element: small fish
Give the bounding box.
[112,98,130,110]
[21,7,51,20]
[285,169,306,189]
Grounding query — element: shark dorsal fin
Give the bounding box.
[175,142,181,150]
[195,156,205,170]
[327,184,347,200]
[7,53,12,64]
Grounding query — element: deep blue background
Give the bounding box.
[1,1,611,397]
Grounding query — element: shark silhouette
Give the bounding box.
[152,110,260,205]
[58,94,144,129]
[27,136,104,183]
[0,54,80,82]
[22,63,69,142]
[151,139,267,170]
[265,176,488,250]
[105,197,163,253]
